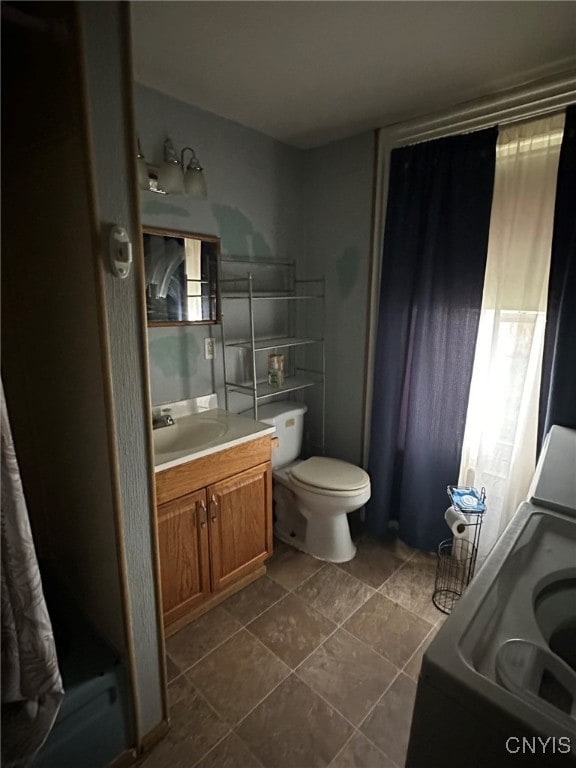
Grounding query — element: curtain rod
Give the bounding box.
[381,70,576,147]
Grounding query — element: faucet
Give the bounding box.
[152,408,175,430]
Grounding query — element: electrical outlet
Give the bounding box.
[204,337,215,360]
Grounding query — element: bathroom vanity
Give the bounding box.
[152,399,276,636]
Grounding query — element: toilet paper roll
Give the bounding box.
[452,537,467,563]
[444,506,468,537]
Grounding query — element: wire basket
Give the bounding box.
[432,537,478,615]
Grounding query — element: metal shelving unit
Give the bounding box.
[220,258,325,452]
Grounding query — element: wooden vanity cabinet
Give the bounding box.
[155,436,273,634]
[157,491,211,626]
[208,464,272,592]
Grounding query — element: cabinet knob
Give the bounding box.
[210,494,218,522]
[197,499,207,528]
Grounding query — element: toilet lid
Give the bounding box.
[290,457,370,492]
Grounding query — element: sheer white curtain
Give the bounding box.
[459,114,564,561]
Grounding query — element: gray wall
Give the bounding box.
[80,4,164,738]
[135,85,374,463]
[302,133,375,465]
[134,84,303,408]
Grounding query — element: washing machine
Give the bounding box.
[407,426,576,767]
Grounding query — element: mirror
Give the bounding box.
[143,227,220,325]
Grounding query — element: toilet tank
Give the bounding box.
[257,401,307,469]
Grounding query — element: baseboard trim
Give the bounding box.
[108,748,138,768]
[140,719,170,754]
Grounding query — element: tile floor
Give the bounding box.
[140,535,445,768]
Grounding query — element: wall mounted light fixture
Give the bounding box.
[137,137,207,199]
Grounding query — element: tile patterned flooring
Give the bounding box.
[140,535,445,768]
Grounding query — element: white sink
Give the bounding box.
[153,414,227,457]
[151,406,275,471]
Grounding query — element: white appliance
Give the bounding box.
[407,426,576,767]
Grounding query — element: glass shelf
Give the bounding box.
[220,257,296,267]
[225,375,316,400]
[225,336,321,351]
[221,292,322,300]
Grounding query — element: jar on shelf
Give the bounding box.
[268,354,285,386]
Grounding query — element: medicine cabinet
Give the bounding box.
[143,227,221,325]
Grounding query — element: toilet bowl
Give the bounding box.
[275,458,371,562]
[258,402,371,563]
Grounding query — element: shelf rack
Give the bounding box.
[220,258,325,453]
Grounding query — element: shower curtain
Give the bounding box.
[458,114,565,561]
[1,380,63,767]
[539,104,576,445]
[366,127,497,551]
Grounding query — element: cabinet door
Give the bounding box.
[157,490,211,626]
[208,463,272,592]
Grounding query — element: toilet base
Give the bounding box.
[273,515,357,563]
[273,525,310,557]
[272,473,360,563]
[303,511,357,563]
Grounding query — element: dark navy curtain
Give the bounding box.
[538,105,576,448]
[366,128,497,552]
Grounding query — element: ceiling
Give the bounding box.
[131,1,576,148]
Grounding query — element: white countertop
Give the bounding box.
[153,408,275,472]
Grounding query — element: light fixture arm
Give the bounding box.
[181,146,203,171]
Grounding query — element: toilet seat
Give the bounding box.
[289,457,370,497]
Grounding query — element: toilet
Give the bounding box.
[258,401,371,563]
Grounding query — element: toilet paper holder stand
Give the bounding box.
[432,486,486,615]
